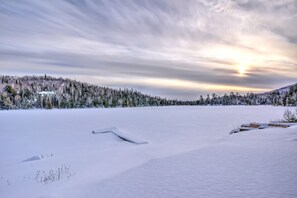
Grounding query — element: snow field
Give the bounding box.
[0,106,296,197]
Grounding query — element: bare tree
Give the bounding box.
[283,109,297,123]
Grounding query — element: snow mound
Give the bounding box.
[92,127,148,144]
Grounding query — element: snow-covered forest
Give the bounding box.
[0,75,297,110]
[0,75,179,109]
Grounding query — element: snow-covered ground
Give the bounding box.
[0,106,296,198]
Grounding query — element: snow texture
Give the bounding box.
[0,106,296,198]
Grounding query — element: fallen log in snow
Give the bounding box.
[92,127,149,144]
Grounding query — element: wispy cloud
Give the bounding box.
[0,0,296,99]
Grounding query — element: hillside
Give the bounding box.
[0,75,185,109]
[259,83,297,96]
[0,75,297,109]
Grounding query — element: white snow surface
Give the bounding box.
[0,106,296,198]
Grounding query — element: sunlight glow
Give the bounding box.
[238,65,247,76]
[87,76,269,94]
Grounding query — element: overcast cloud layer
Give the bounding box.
[0,0,297,99]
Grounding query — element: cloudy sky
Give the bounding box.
[0,0,297,99]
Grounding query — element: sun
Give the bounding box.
[238,65,247,76]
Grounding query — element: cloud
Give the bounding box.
[0,0,296,99]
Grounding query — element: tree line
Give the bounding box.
[0,75,296,110]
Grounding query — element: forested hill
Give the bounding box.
[0,75,297,110]
[0,75,186,109]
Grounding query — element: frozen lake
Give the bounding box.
[0,106,296,198]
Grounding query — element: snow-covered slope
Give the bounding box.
[258,83,297,96]
[0,106,296,198]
